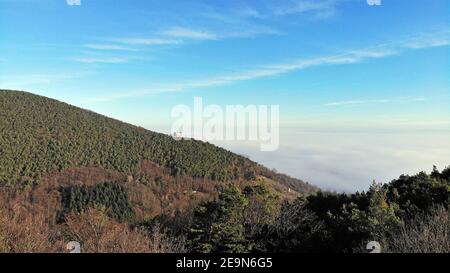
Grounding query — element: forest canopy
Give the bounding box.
[0,90,317,194]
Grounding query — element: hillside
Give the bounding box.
[0,89,318,194]
[0,90,448,253]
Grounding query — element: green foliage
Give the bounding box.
[0,90,317,195]
[184,168,449,253]
[189,185,249,253]
[305,168,449,252]
[385,170,449,215]
[62,182,135,222]
[244,170,256,181]
[0,90,253,186]
[366,182,402,238]
[258,166,320,195]
[243,184,281,238]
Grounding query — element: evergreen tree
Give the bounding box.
[189,185,249,253]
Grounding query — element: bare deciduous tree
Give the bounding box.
[147,223,186,253]
[0,206,62,253]
[383,206,449,253]
[63,207,151,253]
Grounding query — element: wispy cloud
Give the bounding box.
[83,44,137,51]
[162,27,218,40]
[236,7,264,19]
[0,72,90,88]
[111,38,182,46]
[90,31,450,102]
[73,57,130,64]
[83,2,294,56]
[209,0,340,20]
[325,97,426,106]
[224,25,281,39]
[106,25,276,50]
[273,0,338,18]
[401,31,450,49]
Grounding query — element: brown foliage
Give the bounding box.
[147,223,186,253]
[383,206,450,253]
[63,207,151,253]
[63,207,187,253]
[0,206,63,253]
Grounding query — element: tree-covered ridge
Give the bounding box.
[0,90,313,190]
[62,182,135,222]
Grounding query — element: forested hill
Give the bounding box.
[0,90,448,253]
[0,90,318,194]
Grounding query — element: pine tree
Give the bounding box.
[189,185,249,253]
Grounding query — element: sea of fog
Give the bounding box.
[212,128,450,192]
[148,124,450,193]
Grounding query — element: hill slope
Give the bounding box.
[0,90,318,194]
[0,90,448,253]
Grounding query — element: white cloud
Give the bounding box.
[83,44,137,51]
[237,7,264,19]
[401,32,450,49]
[0,72,90,88]
[80,0,335,58]
[162,27,218,40]
[73,57,129,64]
[90,31,450,101]
[112,38,182,46]
[274,0,338,18]
[95,26,276,53]
[325,97,426,106]
[224,25,281,38]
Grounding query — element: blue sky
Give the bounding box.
[1,0,449,191]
